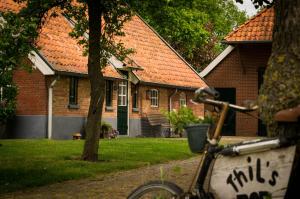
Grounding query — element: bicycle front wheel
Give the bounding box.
[127,181,184,199]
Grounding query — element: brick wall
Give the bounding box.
[205,43,271,136]
[48,77,203,118]
[13,68,48,115]
[48,76,204,136]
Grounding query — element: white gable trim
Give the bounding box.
[28,51,54,75]
[200,45,235,78]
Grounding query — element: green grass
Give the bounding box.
[0,138,193,194]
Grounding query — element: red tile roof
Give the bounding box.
[120,15,205,89]
[1,0,206,89]
[224,7,274,43]
[37,14,123,79]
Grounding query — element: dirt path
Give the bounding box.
[1,157,201,199]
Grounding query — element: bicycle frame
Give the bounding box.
[186,88,298,199]
[127,87,299,199]
[187,101,229,197]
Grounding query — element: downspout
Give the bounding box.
[169,89,178,112]
[48,76,59,139]
[127,73,131,136]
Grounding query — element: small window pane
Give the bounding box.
[69,77,78,105]
[180,92,186,107]
[118,81,127,106]
[150,89,158,107]
[106,80,113,107]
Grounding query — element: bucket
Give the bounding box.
[184,124,210,153]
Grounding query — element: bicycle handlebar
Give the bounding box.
[194,87,258,113]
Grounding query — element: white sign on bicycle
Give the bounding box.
[209,145,296,199]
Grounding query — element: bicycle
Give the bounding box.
[127,87,300,199]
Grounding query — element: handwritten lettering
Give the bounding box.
[226,157,279,193]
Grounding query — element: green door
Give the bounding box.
[216,88,236,136]
[117,81,128,135]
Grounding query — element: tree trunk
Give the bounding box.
[258,1,300,198]
[81,0,105,161]
[259,0,300,136]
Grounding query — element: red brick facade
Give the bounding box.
[204,44,271,136]
[50,77,203,120]
[13,68,48,115]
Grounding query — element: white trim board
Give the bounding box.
[28,51,54,75]
[200,45,235,78]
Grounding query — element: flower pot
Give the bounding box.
[184,124,210,153]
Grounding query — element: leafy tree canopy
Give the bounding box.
[127,0,247,71]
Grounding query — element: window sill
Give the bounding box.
[68,104,80,109]
[132,108,139,112]
[105,106,114,112]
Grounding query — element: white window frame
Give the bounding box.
[179,92,187,107]
[118,81,127,106]
[150,89,159,107]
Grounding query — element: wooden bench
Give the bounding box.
[146,113,171,137]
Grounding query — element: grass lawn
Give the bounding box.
[0,138,193,194]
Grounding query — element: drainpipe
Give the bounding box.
[48,76,59,139]
[169,89,178,112]
[127,74,131,136]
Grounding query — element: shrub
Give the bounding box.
[163,107,217,137]
[99,121,115,139]
[163,107,200,136]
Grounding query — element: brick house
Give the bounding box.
[200,8,274,136]
[1,0,207,139]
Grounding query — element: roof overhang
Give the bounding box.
[140,81,198,91]
[222,40,272,45]
[28,50,55,75]
[200,45,235,78]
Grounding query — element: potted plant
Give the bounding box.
[184,112,217,153]
[163,107,201,138]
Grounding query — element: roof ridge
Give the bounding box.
[224,6,273,41]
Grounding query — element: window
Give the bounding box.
[69,77,78,107]
[150,89,159,107]
[118,81,127,106]
[105,80,113,107]
[132,85,138,110]
[179,92,187,107]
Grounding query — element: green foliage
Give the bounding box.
[0,11,40,122]
[127,0,247,70]
[163,107,214,135]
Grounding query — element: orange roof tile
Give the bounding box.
[1,0,123,79]
[224,7,274,43]
[1,0,206,89]
[37,14,122,79]
[121,15,205,89]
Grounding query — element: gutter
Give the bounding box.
[222,40,272,45]
[139,81,198,91]
[48,76,59,139]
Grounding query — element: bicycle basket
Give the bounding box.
[184,124,210,153]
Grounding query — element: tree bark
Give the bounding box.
[258,1,300,198]
[259,0,300,136]
[81,0,105,161]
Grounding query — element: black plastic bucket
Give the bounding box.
[184,124,210,153]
